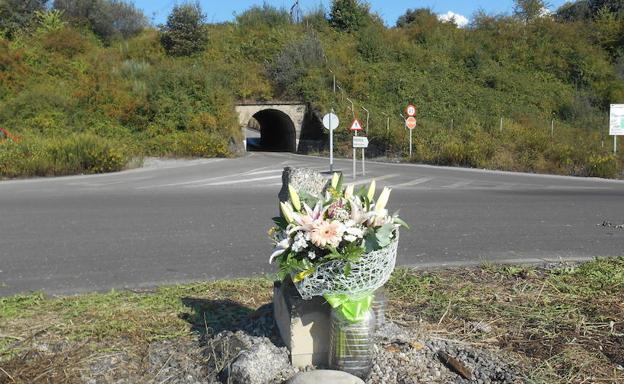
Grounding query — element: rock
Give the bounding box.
[278,167,329,204]
[223,339,290,384]
[287,370,365,384]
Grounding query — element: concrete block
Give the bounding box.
[273,280,331,368]
[287,370,365,384]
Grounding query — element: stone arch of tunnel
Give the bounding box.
[248,109,297,152]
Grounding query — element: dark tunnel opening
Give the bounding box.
[246,109,296,152]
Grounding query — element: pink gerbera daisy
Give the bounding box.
[310,220,345,248]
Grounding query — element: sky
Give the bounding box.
[133,0,570,27]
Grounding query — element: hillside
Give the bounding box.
[0,0,623,178]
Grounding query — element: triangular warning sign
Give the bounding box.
[350,119,363,131]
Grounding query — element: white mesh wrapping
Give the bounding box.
[294,232,399,300]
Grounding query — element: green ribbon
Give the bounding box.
[324,292,374,323]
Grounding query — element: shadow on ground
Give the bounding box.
[180,297,278,341]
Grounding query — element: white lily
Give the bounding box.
[349,197,368,225]
[367,179,376,201]
[280,201,295,223]
[375,187,392,213]
[331,172,340,189]
[344,184,354,199]
[269,237,291,263]
[288,185,301,212]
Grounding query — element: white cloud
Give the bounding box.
[437,11,469,28]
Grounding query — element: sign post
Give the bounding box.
[610,104,624,154]
[322,111,340,173]
[405,116,417,158]
[405,105,417,159]
[350,119,363,179]
[352,136,369,176]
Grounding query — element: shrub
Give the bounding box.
[145,131,230,158]
[53,0,147,42]
[41,27,90,57]
[0,0,48,38]
[159,3,207,57]
[0,134,127,178]
[236,4,291,27]
[329,0,371,32]
[268,33,325,95]
[584,154,619,178]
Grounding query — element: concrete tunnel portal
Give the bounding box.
[250,109,296,152]
[235,102,312,153]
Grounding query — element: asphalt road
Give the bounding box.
[1,152,623,296]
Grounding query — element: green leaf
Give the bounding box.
[272,216,288,229]
[364,232,380,252]
[393,217,410,229]
[343,262,352,277]
[376,223,394,248]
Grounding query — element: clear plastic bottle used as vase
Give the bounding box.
[328,307,376,379]
[371,289,387,329]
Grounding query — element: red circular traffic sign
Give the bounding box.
[406,104,417,117]
[405,116,417,130]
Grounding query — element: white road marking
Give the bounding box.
[347,174,399,186]
[198,174,282,186]
[246,169,283,176]
[391,177,434,188]
[443,180,473,189]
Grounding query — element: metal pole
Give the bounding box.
[551,119,554,138]
[362,146,365,176]
[353,142,356,180]
[329,108,334,173]
[615,135,618,154]
[361,106,369,134]
[409,129,413,158]
[346,98,355,119]
[500,117,503,132]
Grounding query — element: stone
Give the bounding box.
[277,167,329,205]
[274,280,331,368]
[223,339,290,384]
[287,370,365,384]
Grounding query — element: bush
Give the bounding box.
[145,131,230,158]
[584,154,619,178]
[0,134,127,178]
[0,0,48,38]
[53,0,147,42]
[41,27,91,57]
[159,3,207,57]
[236,4,291,27]
[268,33,325,95]
[329,0,372,32]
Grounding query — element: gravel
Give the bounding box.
[73,302,519,383]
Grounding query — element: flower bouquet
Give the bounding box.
[269,172,408,322]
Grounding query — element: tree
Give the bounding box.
[556,1,592,21]
[588,0,624,15]
[0,0,48,38]
[53,0,147,41]
[396,8,437,28]
[513,0,550,23]
[159,2,207,57]
[329,0,371,32]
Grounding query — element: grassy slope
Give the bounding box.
[0,11,623,178]
[0,258,622,383]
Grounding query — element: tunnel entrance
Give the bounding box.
[245,109,297,152]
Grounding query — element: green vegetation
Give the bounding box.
[0,258,622,382]
[0,0,623,178]
[386,258,624,383]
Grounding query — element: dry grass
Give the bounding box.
[385,258,624,383]
[1,258,623,383]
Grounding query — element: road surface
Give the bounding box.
[1,152,623,296]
